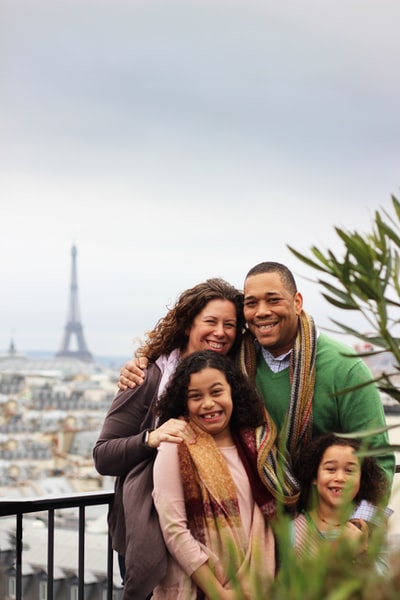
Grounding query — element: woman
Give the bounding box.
[93,278,246,599]
[152,350,282,599]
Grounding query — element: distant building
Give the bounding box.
[0,356,117,493]
[56,245,93,363]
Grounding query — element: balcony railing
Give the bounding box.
[0,490,115,600]
[1,465,400,600]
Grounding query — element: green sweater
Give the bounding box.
[255,334,395,490]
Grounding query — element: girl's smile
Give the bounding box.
[314,444,361,512]
[187,367,233,446]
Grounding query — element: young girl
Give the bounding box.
[293,433,390,564]
[152,350,299,600]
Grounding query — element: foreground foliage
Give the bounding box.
[268,514,399,600]
[275,195,400,598]
[288,195,400,405]
[221,512,400,600]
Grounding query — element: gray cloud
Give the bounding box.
[1,0,399,358]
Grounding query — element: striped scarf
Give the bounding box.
[178,423,276,599]
[239,310,317,477]
[234,413,300,508]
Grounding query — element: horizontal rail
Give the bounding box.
[0,490,115,600]
[0,489,114,516]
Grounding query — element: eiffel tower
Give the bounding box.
[56,245,93,362]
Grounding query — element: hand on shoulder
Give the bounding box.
[146,418,197,448]
[118,356,149,390]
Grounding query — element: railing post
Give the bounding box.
[78,504,85,600]
[107,532,114,600]
[15,512,22,600]
[47,508,55,599]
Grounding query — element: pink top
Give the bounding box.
[153,441,254,576]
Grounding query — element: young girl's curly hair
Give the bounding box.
[295,433,389,511]
[155,350,265,430]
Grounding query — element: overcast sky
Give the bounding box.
[1,0,399,360]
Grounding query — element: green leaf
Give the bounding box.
[379,386,400,402]
[334,423,400,439]
[356,445,400,458]
[325,579,362,600]
[321,294,359,310]
[390,194,400,220]
[287,246,328,274]
[328,320,389,348]
[379,219,400,248]
[319,281,357,305]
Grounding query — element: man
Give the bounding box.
[239,261,394,489]
[119,261,395,490]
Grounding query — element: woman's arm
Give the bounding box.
[93,364,196,477]
[93,366,161,476]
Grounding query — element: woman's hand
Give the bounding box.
[146,418,196,448]
[118,356,149,390]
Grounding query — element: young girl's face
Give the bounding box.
[314,444,361,510]
[187,367,233,445]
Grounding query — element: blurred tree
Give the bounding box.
[288,195,400,405]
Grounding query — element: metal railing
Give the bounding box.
[0,490,114,600]
[1,466,400,599]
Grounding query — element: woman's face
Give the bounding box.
[183,299,238,357]
[187,367,233,445]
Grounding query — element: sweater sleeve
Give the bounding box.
[338,358,395,490]
[92,365,160,477]
[314,338,396,494]
[153,442,215,576]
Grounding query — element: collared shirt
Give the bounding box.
[259,327,319,373]
[261,346,292,373]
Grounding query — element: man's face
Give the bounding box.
[243,272,303,356]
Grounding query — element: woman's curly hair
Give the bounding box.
[155,350,265,430]
[137,278,245,362]
[295,433,389,511]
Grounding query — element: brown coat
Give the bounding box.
[93,363,167,599]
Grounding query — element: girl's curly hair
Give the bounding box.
[137,278,245,362]
[295,433,389,511]
[155,350,265,430]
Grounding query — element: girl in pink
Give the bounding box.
[152,350,298,600]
